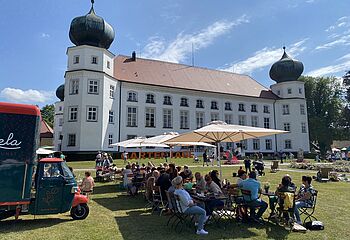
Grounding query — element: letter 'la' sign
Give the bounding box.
[0,133,22,150]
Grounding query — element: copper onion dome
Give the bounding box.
[69,0,115,49]
[269,47,304,83]
[56,84,65,101]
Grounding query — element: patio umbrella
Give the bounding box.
[110,137,169,164]
[166,121,288,178]
[341,147,347,151]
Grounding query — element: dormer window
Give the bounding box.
[277,90,281,95]
[211,101,218,110]
[146,94,155,104]
[251,104,257,112]
[73,55,79,64]
[163,96,172,105]
[91,56,98,64]
[299,88,302,94]
[287,88,292,94]
[225,102,232,111]
[180,97,189,107]
[107,61,110,69]
[263,105,270,113]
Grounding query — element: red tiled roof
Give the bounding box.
[113,55,278,99]
[40,119,53,136]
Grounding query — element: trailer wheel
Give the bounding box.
[70,203,89,220]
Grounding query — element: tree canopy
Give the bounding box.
[41,104,55,128]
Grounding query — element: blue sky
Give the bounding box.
[1,0,350,106]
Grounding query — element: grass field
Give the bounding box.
[0,159,348,240]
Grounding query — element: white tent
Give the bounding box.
[167,121,288,178]
[36,148,55,155]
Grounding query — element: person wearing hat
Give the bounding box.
[173,176,209,235]
[238,171,268,222]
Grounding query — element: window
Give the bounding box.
[240,140,247,150]
[211,113,219,121]
[145,108,155,127]
[196,112,204,128]
[59,106,63,111]
[70,79,79,94]
[88,80,99,94]
[59,118,64,126]
[163,109,173,128]
[300,104,305,115]
[109,85,115,98]
[285,140,292,149]
[264,117,270,129]
[301,122,307,133]
[196,99,204,108]
[251,104,257,112]
[163,96,172,105]
[127,107,137,127]
[127,91,138,102]
[86,106,98,122]
[238,115,246,126]
[68,134,76,147]
[43,163,62,178]
[73,55,79,64]
[284,123,290,131]
[211,101,218,110]
[107,61,110,69]
[253,139,260,150]
[299,88,302,94]
[225,114,233,124]
[238,103,245,112]
[146,93,155,104]
[265,139,272,150]
[91,56,98,64]
[287,88,292,94]
[68,106,78,121]
[225,102,232,111]
[127,135,137,140]
[251,116,258,127]
[263,105,270,113]
[180,97,189,107]
[277,90,281,95]
[108,134,113,147]
[282,104,290,115]
[109,111,114,123]
[180,110,189,129]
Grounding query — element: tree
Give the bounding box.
[41,104,55,128]
[338,71,350,139]
[300,75,344,154]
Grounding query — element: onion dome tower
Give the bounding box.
[69,0,115,49]
[269,47,304,83]
[56,84,64,101]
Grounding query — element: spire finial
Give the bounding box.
[89,0,95,14]
[283,46,286,52]
[91,0,95,5]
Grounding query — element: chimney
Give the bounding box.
[131,51,136,61]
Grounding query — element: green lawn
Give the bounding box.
[0,162,347,240]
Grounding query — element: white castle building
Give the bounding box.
[54,2,309,158]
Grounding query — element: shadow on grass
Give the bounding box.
[114,208,290,240]
[0,218,72,234]
[94,194,146,212]
[93,183,123,195]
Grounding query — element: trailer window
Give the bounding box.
[61,162,74,178]
[43,163,61,178]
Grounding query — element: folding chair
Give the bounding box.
[275,191,296,230]
[240,189,262,222]
[299,190,318,224]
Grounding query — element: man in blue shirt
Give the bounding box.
[238,171,268,222]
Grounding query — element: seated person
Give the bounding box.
[210,170,221,188]
[156,169,172,201]
[80,171,95,192]
[236,171,247,185]
[238,171,268,221]
[195,172,206,193]
[122,165,133,188]
[237,167,245,177]
[204,175,225,216]
[294,176,316,225]
[173,176,209,235]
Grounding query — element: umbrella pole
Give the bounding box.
[217,142,223,181]
[138,147,141,165]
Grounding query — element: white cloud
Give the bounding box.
[315,35,350,50]
[325,16,349,32]
[41,33,50,38]
[142,15,249,63]
[219,39,308,75]
[307,54,350,77]
[0,88,54,104]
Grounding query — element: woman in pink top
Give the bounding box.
[80,171,95,192]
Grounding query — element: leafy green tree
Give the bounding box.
[41,104,55,128]
[339,71,350,139]
[300,75,343,154]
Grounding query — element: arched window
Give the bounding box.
[163,95,172,105]
[127,91,138,102]
[211,101,218,110]
[180,97,189,107]
[196,99,204,108]
[146,93,155,104]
